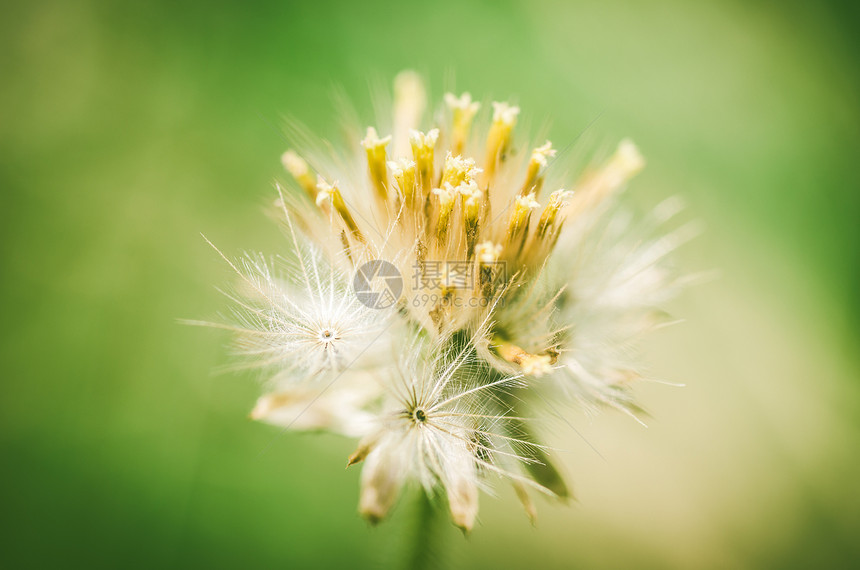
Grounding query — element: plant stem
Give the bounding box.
[405,490,447,570]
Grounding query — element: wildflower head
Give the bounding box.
[200,70,687,531]
[347,332,548,531]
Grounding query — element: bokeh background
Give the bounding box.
[2,0,859,568]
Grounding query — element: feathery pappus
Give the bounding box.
[195,71,691,532]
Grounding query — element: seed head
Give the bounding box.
[198,70,689,530]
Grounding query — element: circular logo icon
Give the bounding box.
[353,260,403,309]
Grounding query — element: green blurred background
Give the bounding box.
[2,0,859,567]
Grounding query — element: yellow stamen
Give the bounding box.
[388,158,416,206]
[361,127,392,202]
[520,141,556,197]
[460,181,482,255]
[410,129,439,199]
[316,177,364,242]
[281,150,318,202]
[445,92,481,156]
[483,102,519,186]
[507,192,540,245]
[475,241,502,264]
[441,152,481,188]
[536,189,573,239]
[432,184,457,244]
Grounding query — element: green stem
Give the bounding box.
[405,490,447,570]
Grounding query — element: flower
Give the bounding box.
[200,71,687,530]
[347,331,546,531]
